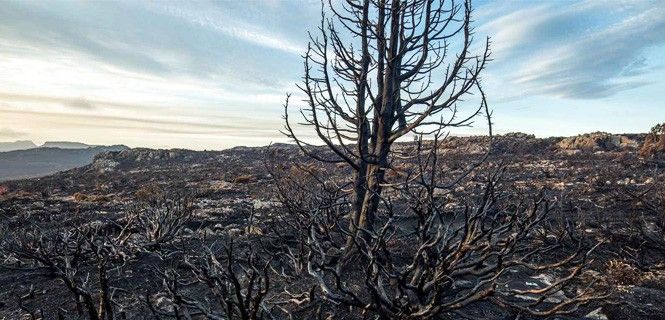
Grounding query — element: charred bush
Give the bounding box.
[119,192,194,250]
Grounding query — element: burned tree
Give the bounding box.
[283,0,490,248]
[278,0,605,318]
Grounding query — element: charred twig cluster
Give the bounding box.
[271,140,605,318]
[619,175,665,254]
[147,240,273,320]
[0,226,129,319]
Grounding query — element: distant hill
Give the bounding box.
[0,140,37,152]
[0,145,129,181]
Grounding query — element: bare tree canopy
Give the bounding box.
[283,0,492,246]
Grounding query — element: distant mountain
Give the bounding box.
[0,145,129,181]
[40,141,95,149]
[0,140,96,152]
[0,140,37,152]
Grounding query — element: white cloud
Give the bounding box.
[0,0,664,146]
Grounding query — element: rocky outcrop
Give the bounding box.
[640,124,665,158]
[556,132,639,151]
[436,133,557,156]
[89,148,220,173]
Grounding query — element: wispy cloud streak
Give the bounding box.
[151,2,305,55]
[480,0,665,99]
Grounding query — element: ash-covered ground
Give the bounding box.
[0,132,664,319]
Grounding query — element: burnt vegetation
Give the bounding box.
[0,1,664,319]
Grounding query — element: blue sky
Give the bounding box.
[0,0,663,149]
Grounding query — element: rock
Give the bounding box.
[559,149,582,156]
[504,274,567,304]
[245,225,263,235]
[91,158,120,173]
[253,199,280,210]
[209,180,233,190]
[513,292,565,304]
[585,307,608,320]
[152,293,175,313]
[212,223,227,234]
[227,228,243,237]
